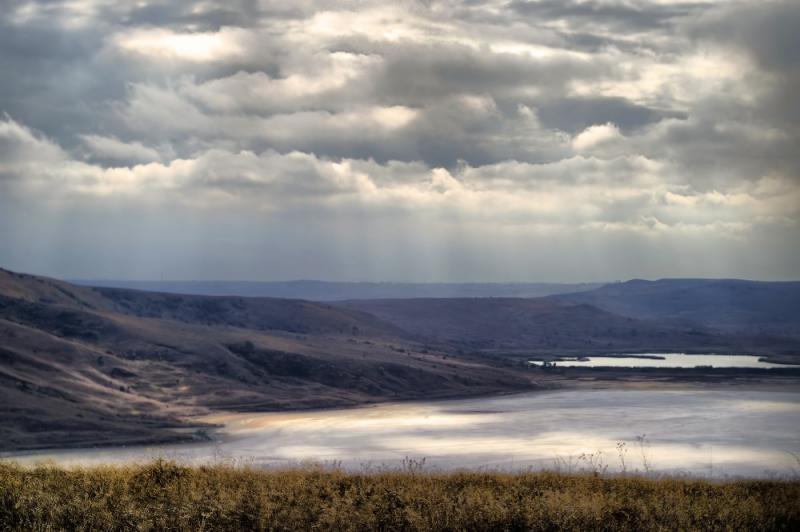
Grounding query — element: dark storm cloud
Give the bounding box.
[367,40,612,102]
[691,0,800,72]
[510,0,707,32]
[685,0,800,181]
[0,8,108,147]
[690,0,800,134]
[116,1,266,30]
[535,97,684,134]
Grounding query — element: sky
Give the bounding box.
[0,0,798,282]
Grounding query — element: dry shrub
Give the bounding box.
[0,461,798,531]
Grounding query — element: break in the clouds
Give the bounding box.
[0,0,798,282]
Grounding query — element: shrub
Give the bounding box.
[0,461,797,531]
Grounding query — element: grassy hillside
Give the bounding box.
[0,268,534,450]
[1,461,798,531]
[0,267,403,336]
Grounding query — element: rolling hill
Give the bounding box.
[552,279,800,330]
[0,268,534,450]
[338,297,798,355]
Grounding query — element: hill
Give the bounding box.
[0,268,402,336]
[0,268,533,450]
[338,296,799,355]
[553,279,800,330]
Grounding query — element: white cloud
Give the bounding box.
[114,27,247,62]
[179,52,381,114]
[0,117,66,175]
[572,123,623,152]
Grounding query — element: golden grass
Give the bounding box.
[1,460,798,531]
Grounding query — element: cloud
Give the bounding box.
[81,134,164,163]
[0,116,65,179]
[0,0,797,281]
[3,116,796,232]
[572,123,623,152]
[535,96,683,134]
[114,27,248,62]
[510,0,705,33]
[689,0,800,138]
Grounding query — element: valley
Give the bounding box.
[1,267,798,452]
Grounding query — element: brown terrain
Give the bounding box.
[0,268,534,450]
[1,267,798,451]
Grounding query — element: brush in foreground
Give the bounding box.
[1,460,799,531]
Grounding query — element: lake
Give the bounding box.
[530,353,797,369]
[3,389,799,478]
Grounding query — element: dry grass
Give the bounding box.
[1,460,799,531]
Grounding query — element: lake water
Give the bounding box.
[530,353,797,369]
[3,389,800,478]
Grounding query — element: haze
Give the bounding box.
[1,0,799,282]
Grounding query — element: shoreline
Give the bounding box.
[0,386,540,456]
[2,375,798,460]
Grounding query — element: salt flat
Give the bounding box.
[5,389,799,478]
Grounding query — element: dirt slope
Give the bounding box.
[0,269,534,451]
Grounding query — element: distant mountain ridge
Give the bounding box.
[338,295,798,354]
[552,278,800,329]
[69,279,603,301]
